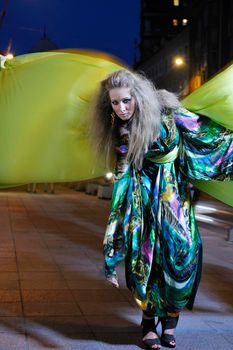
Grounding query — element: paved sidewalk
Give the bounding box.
[0,185,232,350]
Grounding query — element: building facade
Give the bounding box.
[137,28,189,96]
[137,0,233,95]
[140,0,192,62]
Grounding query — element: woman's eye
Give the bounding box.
[123,98,131,104]
[111,101,118,105]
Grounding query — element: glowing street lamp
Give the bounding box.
[0,52,14,68]
[6,53,14,60]
[174,56,184,66]
[105,172,113,181]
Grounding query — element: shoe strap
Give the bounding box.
[141,318,156,337]
[160,316,179,330]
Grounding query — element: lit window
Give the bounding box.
[173,0,179,6]
[173,19,178,26]
[182,19,188,26]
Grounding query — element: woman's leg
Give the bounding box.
[159,315,179,348]
[141,311,161,349]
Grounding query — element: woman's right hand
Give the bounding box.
[106,276,119,288]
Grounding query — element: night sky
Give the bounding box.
[0,0,141,66]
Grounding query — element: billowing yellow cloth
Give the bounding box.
[0,50,232,206]
[182,63,233,130]
[0,50,123,185]
[182,63,233,207]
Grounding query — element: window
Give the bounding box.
[172,19,178,26]
[144,19,152,33]
[182,19,188,26]
[173,0,179,6]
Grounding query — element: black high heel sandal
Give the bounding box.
[160,316,179,348]
[141,317,161,349]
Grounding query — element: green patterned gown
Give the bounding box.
[103,107,233,317]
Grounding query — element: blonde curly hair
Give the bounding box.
[90,69,180,168]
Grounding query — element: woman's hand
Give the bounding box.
[106,276,119,288]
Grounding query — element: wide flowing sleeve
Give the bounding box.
[174,107,233,206]
[103,134,132,281]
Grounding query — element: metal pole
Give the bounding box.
[0,0,10,30]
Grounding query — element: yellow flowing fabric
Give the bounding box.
[182,63,233,130]
[0,50,232,206]
[0,50,123,185]
[182,63,233,207]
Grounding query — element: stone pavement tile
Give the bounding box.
[205,315,233,333]
[22,290,74,303]
[31,220,59,231]
[20,279,68,290]
[15,242,47,251]
[19,271,63,280]
[59,263,100,273]
[23,302,82,316]
[0,251,15,258]
[118,289,138,308]
[200,276,233,293]
[173,314,214,333]
[44,239,83,249]
[0,258,17,265]
[69,233,101,242]
[0,197,8,206]
[82,252,103,261]
[0,259,17,272]
[63,270,105,281]
[77,301,138,316]
[193,298,233,314]
[198,290,233,307]
[175,333,233,350]
[0,333,27,350]
[0,235,12,241]
[0,254,15,258]
[65,279,113,290]
[86,315,141,334]
[11,222,36,232]
[55,223,80,234]
[0,290,21,302]
[39,232,65,240]
[51,254,88,266]
[10,212,28,219]
[17,253,54,265]
[57,257,98,268]
[0,302,22,316]
[94,334,143,349]
[0,317,25,333]
[168,315,233,349]
[25,315,91,334]
[72,289,128,302]
[0,272,18,281]
[0,280,19,290]
[61,269,103,280]
[34,229,63,236]
[13,233,43,241]
[0,241,14,248]
[27,333,97,350]
[48,245,79,255]
[18,264,59,272]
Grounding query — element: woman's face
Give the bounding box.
[109,87,136,121]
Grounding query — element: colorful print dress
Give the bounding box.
[103,107,233,317]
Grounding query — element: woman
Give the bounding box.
[90,69,233,349]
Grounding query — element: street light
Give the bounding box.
[6,53,13,60]
[0,52,13,69]
[105,172,113,181]
[174,56,184,66]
